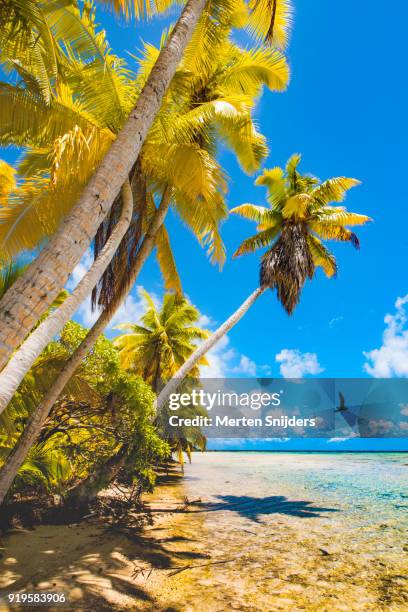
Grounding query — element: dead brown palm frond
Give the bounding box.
[260,223,314,314]
[92,160,147,312]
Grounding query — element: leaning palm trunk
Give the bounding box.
[156,286,266,412]
[0,190,172,505]
[0,0,207,372]
[0,180,134,416]
[66,446,129,508]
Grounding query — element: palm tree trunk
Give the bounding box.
[155,286,266,412]
[0,189,172,506]
[0,180,133,416]
[66,446,129,508]
[0,0,207,373]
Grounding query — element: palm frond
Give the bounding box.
[246,0,293,49]
[0,160,17,198]
[311,209,371,226]
[307,234,337,278]
[255,166,287,208]
[230,203,273,224]
[155,224,183,297]
[309,222,360,248]
[282,193,313,220]
[0,260,27,299]
[312,177,361,205]
[221,45,289,95]
[233,226,280,257]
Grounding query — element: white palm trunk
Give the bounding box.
[155,286,266,412]
[0,180,133,416]
[0,0,207,372]
[0,189,172,505]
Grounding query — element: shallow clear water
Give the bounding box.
[220,452,408,528]
[153,452,408,610]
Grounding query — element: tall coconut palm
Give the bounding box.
[0,18,227,410]
[114,291,209,391]
[114,290,210,469]
[0,19,289,412]
[156,154,372,411]
[0,0,293,371]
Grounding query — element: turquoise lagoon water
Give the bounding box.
[159,452,408,609]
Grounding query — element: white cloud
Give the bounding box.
[74,298,101,328]
[327,434,357,443]
[73,290,146,333]
[109,292,145,331]
[66,250,100,327]
[67,252,147,333]
[275,348,324,378]
[230,355,257,376]
[66,249,93,292]
[363,294,408,377]
[400,405,408,417]
[201,334,258,378]
[329,316,344,329]
[367,419,395,434]
[197,313,214,328]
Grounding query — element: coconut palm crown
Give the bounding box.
[231,154,371,314]
[113,291,209,391]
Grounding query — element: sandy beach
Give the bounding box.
[1,452,407,611]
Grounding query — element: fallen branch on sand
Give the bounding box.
[167,558,235,577]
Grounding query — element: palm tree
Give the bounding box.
[0,0,293,371]
[0,20,289,412]
[156,154,372,411]
[114,291,209,469]
[114,291,209,391]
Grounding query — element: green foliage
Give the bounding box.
[0,259,27,300]
[0,319,169,497]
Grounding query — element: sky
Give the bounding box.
[2,1,408,449]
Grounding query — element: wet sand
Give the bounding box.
[1,452,407,610]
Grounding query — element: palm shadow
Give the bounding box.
[1,521,208,609]
[191,494,339,523]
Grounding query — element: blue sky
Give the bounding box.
[1,1,408,449]
[74,0,408,381]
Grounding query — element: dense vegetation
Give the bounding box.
[0,319,169,506]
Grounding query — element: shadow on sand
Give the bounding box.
[189,494,339,523]
[0,521,207,610]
